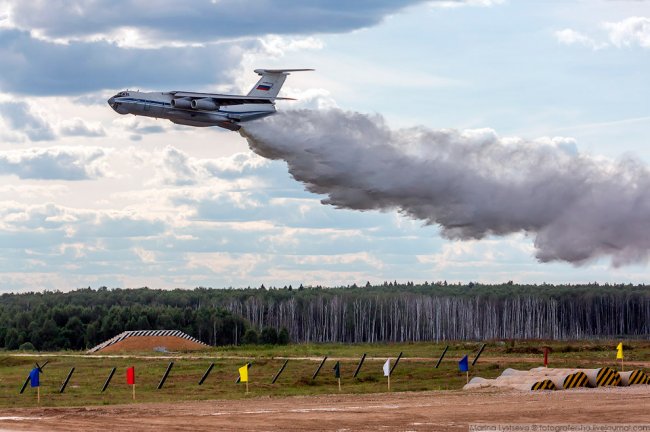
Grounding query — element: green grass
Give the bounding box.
[1,339,647,408]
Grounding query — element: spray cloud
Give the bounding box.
[240,109,650,266]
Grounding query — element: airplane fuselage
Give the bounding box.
[108,69,313,131]
[108,90,276,131]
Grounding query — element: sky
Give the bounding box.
[0,0,649,292]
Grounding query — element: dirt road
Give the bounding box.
[1,386,649,431]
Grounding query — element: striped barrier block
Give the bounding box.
[531,379,556,391]
[595,367,621,386]
[562,371,589,389]
[619,370,649,386]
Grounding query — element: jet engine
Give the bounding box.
[191,98,220,111]
[171,98,192,109]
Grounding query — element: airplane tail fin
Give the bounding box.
[247,68,314,98]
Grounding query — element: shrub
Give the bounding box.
[260,327,278,345]
[277,327,290,345]
[18,342,36,351]
[242,328,259,345]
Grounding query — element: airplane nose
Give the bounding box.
[108,97,115,106]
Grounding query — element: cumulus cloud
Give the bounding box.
[556,16,650,50]
[2,1,431,46]
[59,118,106,137]
[0,28,258,95]
[605,16,650,48]
[241,109,650,267]
[554,29,605,50]
[0,147,108,180]
[432,0,505,8]
[113,117,166,139]
[155,145,271,186]
[0,101,55,141]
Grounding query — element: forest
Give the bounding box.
[1,282,648,351]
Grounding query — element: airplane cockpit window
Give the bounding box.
[117,91,130,97]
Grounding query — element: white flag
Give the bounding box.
[383,359,391,377]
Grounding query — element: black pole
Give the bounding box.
[157,362,174,390]
[59,367,75,393]
[271,360,289,384]
[435,345,449,369]
[35,360,49,372]
[235,363,252,383]
[390,352,403,375]
[198,363,214,385]
[472,344,486,366]
[472,344,485,366]
[101,367,116,393]
[21,361,48,394]
[353,353,367,378]
[19,375,30,394]
[311,356,328,380]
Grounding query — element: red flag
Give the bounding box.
[127,367,135,385]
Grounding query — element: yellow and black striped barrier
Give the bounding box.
[531,379,556,391]
[595,367,621,386]
[619,369,649,386]
[562,371,589,389]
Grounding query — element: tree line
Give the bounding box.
[0,283,648,350]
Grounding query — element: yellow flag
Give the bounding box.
[239,365,249,383]
[616,343,624,360]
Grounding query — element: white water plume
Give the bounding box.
[241,109,650,266]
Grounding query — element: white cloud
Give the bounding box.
[556,16,650,50]
[554,29,607,50]
[431,0,505,8]
[259,36,325,58]
[0,147,109,180]
[604,16,650,48]
[0,1,432,46]
[0,101,55,141]
[59,118,106,137]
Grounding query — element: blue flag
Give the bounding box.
[458,355,469,372]
[29,368,40,387]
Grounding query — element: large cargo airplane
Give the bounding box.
[107,69,313,131]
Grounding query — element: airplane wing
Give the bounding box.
[169,91,295,105]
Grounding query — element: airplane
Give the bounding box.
[107,68,313,131]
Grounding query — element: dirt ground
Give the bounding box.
[0,386,648,431]
[95,336,208,353]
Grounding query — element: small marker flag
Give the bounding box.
[239,364,249,383]
[333,361,341,379]
[126,366,135,385]
[616,343,624,360]
[459,355,469,372]
[29,368,40,387]
[383,359,391,377]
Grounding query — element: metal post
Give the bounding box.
[198,363,214,385]
[35,360,49,372]
[271,360,289,384]
[19,375,30,394]
[101,367,116,392]
[311,356,328,380]
[390,352,403,375]
[435,346,449,368]
[353,353,367,378]
[59,367,75,393]
[472,344,486,366]
[157,362,174,390]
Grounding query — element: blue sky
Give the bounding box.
[0,0,649,291]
